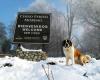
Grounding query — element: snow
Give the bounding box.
[20,45,42,52]
[0,56,100,80]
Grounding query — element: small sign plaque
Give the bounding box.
[13,12,50,44]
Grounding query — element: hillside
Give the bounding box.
[0,57,99,80]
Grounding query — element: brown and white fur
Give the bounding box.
[62,39,91,65]
[62,39,75,65]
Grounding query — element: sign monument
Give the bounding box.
[13,12,50,44]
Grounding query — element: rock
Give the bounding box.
[16,48,48,61]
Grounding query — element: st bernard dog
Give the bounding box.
[62,39,91,65]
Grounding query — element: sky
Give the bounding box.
[0,0,66,27]
[0,0,34,26]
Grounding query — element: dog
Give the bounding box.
[74,49,91,65]
[62,39,75,65]
[80,54,91,65]
[62,39,91,65]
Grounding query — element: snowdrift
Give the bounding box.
[0,56,99,80]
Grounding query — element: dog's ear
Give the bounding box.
[62,40,66,46]
[67,39,72,46]
[85,55,91,60]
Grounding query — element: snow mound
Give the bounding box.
[0,56,100,80]
[20,45,42,52]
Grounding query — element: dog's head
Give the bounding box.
[62,39,72,48]
[81,55,91,65]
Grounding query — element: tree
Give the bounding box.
[1,39,11,53]
[61,0,84,51]
[62,0,80,40]
[76,0,100,58]
[0,22,6,51]
[61,0,100,58]
[0,22,6,37]
[0,22,6,39]
[8,21,16,40]
[76,0,100,29]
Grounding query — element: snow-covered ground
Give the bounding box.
[0,56,100,80]
[20,45,42,52]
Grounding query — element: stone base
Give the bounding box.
[16,49,48,61]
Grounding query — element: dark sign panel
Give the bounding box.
[13,12,50,44]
